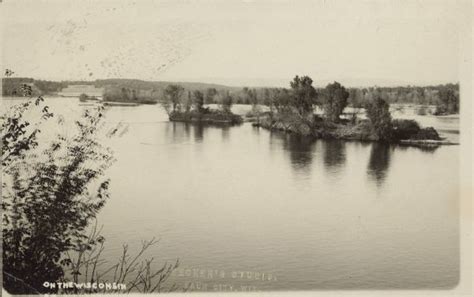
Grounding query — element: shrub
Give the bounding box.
[411,127,440,140]
[391,119,421,140]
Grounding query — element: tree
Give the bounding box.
[242,87,259,114]
[250,88,258,111]
[220,91,233,113]
[163,84,184,114]
[273,88,292,114]
[365,97,393,141]
[184,91,192,112]
[121,87,130,101]
[263,88,271,106]
[289,75,318,118]
[348,88,366,109]
[322,82,349,122]
[192,90,205,112]
[262,88,275,118]
[204,88,218,104]
[435,87,459,115]
[242,87,258,106]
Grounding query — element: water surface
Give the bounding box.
[1,98,460,291]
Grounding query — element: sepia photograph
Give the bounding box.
[0,0,472,296]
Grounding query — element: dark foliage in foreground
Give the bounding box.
[2,70,180,294]
[2,101,114,293]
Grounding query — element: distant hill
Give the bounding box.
[93,79,239,92]
[2,77,240,97]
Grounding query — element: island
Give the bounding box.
[248,77,455,148]
[163,85,243,125]
[254,114,449,147]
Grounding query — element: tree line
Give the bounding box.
[161,85,234,114]
[2,77,459,115]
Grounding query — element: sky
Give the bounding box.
[0,0,469,87]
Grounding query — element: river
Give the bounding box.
[1,97,460,291]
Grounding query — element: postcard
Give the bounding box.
[1,0,472,296]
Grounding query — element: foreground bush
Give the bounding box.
[2,98,114,294]
[2,75,180,294]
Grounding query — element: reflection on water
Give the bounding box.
[168,122,184,144]
[271,133,315,174]
[167,121,235,144]
[366,142,441,186]
[183,123,191,139]
[322,139,346,170]
[154,121,459,290]
[397,143,440,154]
[367,143,392,186]
[271,136,349,176]
[221,126,230,141]
[194,124,204,142]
